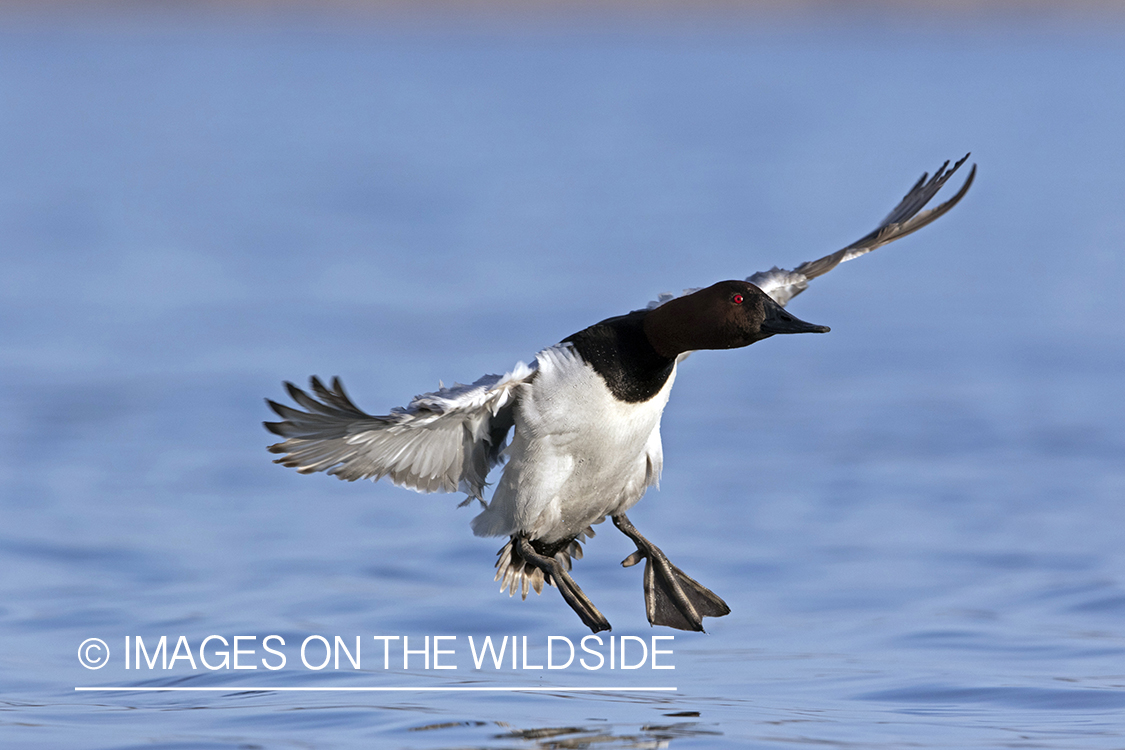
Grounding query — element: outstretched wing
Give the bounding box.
[264,362,537,502]
[749,155,975,306]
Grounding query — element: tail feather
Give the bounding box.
[494,528,595,600]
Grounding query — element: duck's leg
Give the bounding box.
[612,513,731,632]
[515,537,611,633]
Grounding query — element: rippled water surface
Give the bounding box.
[2,10,1124,749]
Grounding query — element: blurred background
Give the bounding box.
[1,2,1123,749]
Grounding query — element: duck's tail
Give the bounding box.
[494,527,596,600]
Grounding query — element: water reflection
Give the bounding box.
[408,720,721,749]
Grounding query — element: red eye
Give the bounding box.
[732,294,743,305]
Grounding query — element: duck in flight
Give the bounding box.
[265,156,975,633]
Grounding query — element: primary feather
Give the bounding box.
[651,154,975,310]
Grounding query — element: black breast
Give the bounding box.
[563,310,676,403]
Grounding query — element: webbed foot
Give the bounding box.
[613,514,730,632]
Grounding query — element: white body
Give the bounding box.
[471,344,676,542]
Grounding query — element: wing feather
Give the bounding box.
[750,155,975,306]
[265,362,538,501]
[649,157,974,310]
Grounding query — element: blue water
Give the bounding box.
[2,10,1124,749]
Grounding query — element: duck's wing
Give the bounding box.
[748,155,975,307]
[264,362,537,503]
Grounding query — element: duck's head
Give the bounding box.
[643,280,830,358]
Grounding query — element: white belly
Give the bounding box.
[470,344,676,542]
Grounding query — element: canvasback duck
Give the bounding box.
[265,156,975,633]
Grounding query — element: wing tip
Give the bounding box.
[264,397,285,416]
[263,420,289,437]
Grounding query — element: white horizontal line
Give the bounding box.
[75,686,677,693]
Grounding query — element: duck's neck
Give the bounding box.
[642,295,712,358]
[564,312,676,404]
